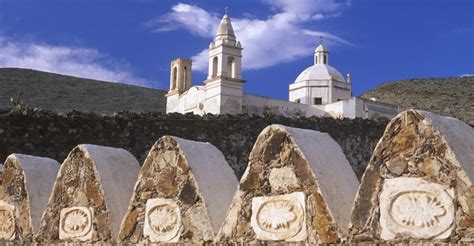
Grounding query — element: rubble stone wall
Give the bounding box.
[0,110,388,179]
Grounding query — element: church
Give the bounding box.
[166,14,400,119]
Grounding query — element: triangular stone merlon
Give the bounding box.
[349,110,474,243]
[118,136,238,244]
[36,144,140,244]
[0,154,59,243]
[216,124,359,244]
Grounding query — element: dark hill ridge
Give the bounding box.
[0,68,166,113]
[361,76,474,125]
[1,68,472,125]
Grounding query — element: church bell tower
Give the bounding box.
[204,12,244,114]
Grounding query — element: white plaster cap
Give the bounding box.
[171,136,238,234]
[294,64,346,83]
[315,43,328,53]
[5,154,60,232]
[215,15,236,41]
[413,111,474,185]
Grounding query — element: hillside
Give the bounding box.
[0,68,166,113]
[361,76,474,125]
[2,68,473,124]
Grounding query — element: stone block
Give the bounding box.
[36,144,140,244]
[0,154,59,243]
[215,124,359,244]
[349,110,474,243]
[118,136,238,244]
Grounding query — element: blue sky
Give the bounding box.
[0,0,473,99]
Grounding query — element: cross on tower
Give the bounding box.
[225,6,228,15]
[319,36,324,44]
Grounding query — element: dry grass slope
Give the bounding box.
[0,68,166,113]
[362,76,474,125]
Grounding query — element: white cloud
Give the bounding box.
[150,0,352,72]
[311,14,326,20]
[264,0,348,20]
[147,3,219,37]
[0,36,150,87]
[460,74,473,77]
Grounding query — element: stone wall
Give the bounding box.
[0,109,388,179]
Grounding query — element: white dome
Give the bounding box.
[294,64,346,83]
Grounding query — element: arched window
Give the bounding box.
[183,66,188,88]
[323,55,327,64]
[172,66,177,90]
[212,57,218,78]
[227,56,235,78]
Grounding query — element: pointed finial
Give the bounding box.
[224,6,228,16]
[319,36,323,44]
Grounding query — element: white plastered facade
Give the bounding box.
[166,14,401,120]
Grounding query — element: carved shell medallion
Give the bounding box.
[59,207,93,241]
[379,177,455,240]
[390,191,447,229]
[148,204,179,234]
[0,201,15,240]
[144,198,181,242]
[257,200,300,233]
[251,192,306,241]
